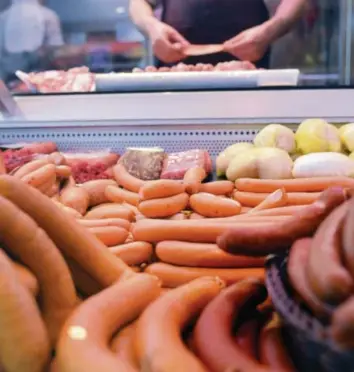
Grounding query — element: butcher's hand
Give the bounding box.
[147,20,190,63]
[223,23,272,62]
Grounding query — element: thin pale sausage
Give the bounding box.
[183,167,206,195]
[139,180,185,201]
[105,185,140,207]
[156,241,265,268]
[21,164,57,189]
[78,218,131,231]
[113,164,145,193]
[145,263,264,287]
[248,188,288,213]
[81,180,117,206]
[13,159,49,179]
[60,186,90,215]
[85,204,135,222]
[218,187,347,256]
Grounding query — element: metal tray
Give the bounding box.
[95,69,300,92]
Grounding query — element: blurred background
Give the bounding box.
[0,0,352,87]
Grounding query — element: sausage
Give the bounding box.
[56,274,161,372]
[111,322,139,371]
[0,195,78,345]
[288,238,332,319]
[77,218,131,231]
[248,188,288,213]
[193,279,270,372]
[109,242,153,266]
[105,185,140,207]
[183,167,206,195]
[0,175,134,289]
[259,314,296,371]
[85,204,135,222]
[60,186,90,215]
[0,153,5,175]
[134,276,225,372]
[88,226,129,247]
[235,177,354,193]
[244,205,307,217]
[307,201,353,305]
[133,219,272,244]
[199,181,234,195]
[13,159,49,179]
[11,261,39,297]
[113,163,145,193]
[55,165,72,179]
[342,197,354,278]
[190,192,241,217]
[233,191,320,207]
[81,179,117,207]
[37,177,57,196]
[156,241,265,268]
[144,263,265,287]
[217,187,347,256]
[330,296,354,349]
[0,249,50,372]
[52,200,83,219]
[168,212,188,220]
[138,193,189,218]
[47,152,67,166]
[139,180,185,201]
[21,164,57,189]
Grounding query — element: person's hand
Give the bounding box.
[147,20,190,63]
[223,23,272,62]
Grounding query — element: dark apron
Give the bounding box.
[160,0,270,68]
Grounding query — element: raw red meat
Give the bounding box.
[1,142,58,172]
[62,152,119,184]
[160,149,212,179]
[27,67,95,93]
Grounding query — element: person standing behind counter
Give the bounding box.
[130,0,307,68]
[0,0,64,83]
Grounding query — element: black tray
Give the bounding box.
[265,254,354,372]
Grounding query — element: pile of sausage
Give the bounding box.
[2,143,354,371]
[132,60,257,73]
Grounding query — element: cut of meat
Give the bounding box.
[26,67,95,93]
[1,142,58,173]
[160,149,212,179]
[119,148,166,181]
[62,152,119,184]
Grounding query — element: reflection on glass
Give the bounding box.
[0,0,351,90]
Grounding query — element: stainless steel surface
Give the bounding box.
[95,69,299,92]
[13,88,354,123]
[0,81,24,119]
[338,0,353,84]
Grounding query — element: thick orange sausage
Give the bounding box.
[235,177,354,193]
[85,204,135,222]
[183,167,206,195]
[111,322,139,370]
[89,226,129,247]
[78,218,131,231]
[199,181,234,195]
[218,187,347,256]
[11,261,39,297]
[156,241,265,268]
[307,201,353,305]
[13,159,49,179]
[193,279,269,372]
[259,315,295,371]
[133,219,272,244]
[134,277,225,372]
[0,249,50,372]
[145,263,264,287]
[21,164,57,189]
[113,163,145,193]
[57,274,161,372]
[233,190,320,207]
[109,242,153,266]
[0,195,78,345]
[60,186,90,215]
[190,192,241,217]
[139,193,189,218]
[81,180,117,206]
[105,185,140,206]
[139,179,185,200]
[331,296,354,349]
[288,238,331,319]
[0,176,134,289]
